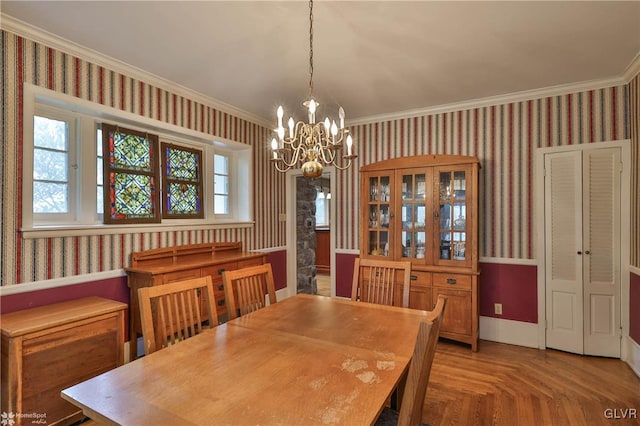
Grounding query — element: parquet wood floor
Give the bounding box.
[423,339,640,426]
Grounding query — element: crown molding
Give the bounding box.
[348,75,626,126]
[623,51,640,82]
[0,13,272,129]
[4,13,637,130]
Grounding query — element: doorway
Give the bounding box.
[285,167,336,298]
[536,140,631,357]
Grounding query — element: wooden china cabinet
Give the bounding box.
[359,155,480,351]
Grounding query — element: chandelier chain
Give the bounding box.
[308,0,314,98]
[270,0,356,178]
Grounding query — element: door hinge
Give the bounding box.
[619,162,623,174]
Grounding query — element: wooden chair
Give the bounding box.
[375,295,447,426]
[223,263,277,320]
[351,258,412,308]
[138,276,218,355]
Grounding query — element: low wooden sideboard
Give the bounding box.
[1,297,126,425]
[125,242,266,360]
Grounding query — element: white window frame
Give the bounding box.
[31,107,76,223]
[22,83,254,238]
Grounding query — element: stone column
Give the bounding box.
[296,176,317,294]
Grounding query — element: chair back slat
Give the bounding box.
[223,264,277,320]
[352,258,412,308]
[138,276,218,355]
[397,295,447,426]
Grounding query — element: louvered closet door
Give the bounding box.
[582,148,620,357]
[545,151,584,354]
[544,147,621,357]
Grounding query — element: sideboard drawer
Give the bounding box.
[202,262,238,283]
[432,273,471,290]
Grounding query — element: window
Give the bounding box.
[32,112,75,222]
[23,83,253,236]
[214,154,229,215]
[97,128,103,215]
[162,143,204,219]
[102,124,160,224]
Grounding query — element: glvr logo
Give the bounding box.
[604,408,638,419]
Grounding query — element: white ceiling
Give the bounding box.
[2,1,639,125]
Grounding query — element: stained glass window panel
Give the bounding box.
[166,147,199,181]
[161,142,204,219]
[102,124,160,223]
[167,183,200,215]
[110,130,153,172]
[109,172,156,219]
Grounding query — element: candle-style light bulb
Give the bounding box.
[339,107,345,129]
[331,121,338,136]
[277,106,283,127]
[277,126,285,140]
[324,117,331,131]
[346,135,353,156]
[308,99,317,123]
[271,138,278,159]
[288,117,295,138]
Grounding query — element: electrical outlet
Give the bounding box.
[494,303,503,315]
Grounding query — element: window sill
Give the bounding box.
[21,221,255,239]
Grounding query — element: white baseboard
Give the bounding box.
[622,335,640,378]
[479,316,540,348]
[275,287,290,301]
[124,341,131,364]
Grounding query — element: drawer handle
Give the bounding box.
[446,278,457,285]
[410,275,418,280]
[218,299,225,306]
[218,284,224,291]
[218,268,226,275]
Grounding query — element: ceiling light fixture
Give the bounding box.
[270,0,356,178]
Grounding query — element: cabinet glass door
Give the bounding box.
[398,170,429,263]
[437,169,470,266]
[365,175,391,256]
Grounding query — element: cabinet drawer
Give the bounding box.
[202,262,238,283]
[432,273,471,290]
[238,257,264,269]
[409,271,432,287]
[162,268,201,284]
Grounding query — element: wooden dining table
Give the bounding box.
[61,294,431,425]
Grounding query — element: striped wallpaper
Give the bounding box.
[1,28,638,286]
[630,73,640,268]
[1,30,286,285]
[337,86,635,262]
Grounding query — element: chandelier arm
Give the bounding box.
[317,145,335,164]
[273,161,293,173]
[280,146,301,168]
[331,157,353,171]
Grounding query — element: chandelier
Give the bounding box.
[270,0,356,178]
